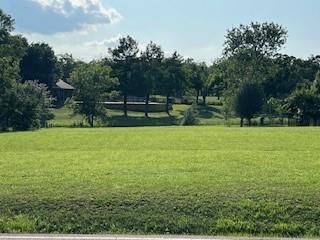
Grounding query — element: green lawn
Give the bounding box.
[0,127,320,236]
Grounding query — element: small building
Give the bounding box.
[52,79,75,107]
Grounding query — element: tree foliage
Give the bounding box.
[140,42,164,117]
[285,80,320,126]
[0,9,53,131]
[108,36,139,117]
[224,22,287,57]
[159,52,184,114]
[20,43,58,89]
[69,62,119,127]
[233,82,265,127]
[0,9,14,44]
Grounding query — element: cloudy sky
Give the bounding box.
[0,0,319,62]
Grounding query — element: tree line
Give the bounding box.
[1,8,320,129]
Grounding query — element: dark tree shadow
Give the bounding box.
[106,115,179,127]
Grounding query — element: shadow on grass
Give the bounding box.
[196,105,215,119]
[106,115,179,127]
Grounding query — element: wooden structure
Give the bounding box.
[52,80,75,107]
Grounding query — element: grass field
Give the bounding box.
[1,127,320,237]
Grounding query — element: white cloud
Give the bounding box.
[32,0,121,23]
[85,34,122,48]
[8,0,122,34]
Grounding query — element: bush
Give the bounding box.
[180,105,198,126]
[0,80,53,131]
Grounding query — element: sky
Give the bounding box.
[0,0,319,63]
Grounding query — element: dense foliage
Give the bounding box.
[0,10,53,131]
[1,7,320,128]
[233,82,265,126]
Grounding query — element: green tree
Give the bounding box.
[10,81,54,131]
[0,8,14,44]
[20,43,58,89]
[57,53,81,81]
[108,36,139,117]
[234,82,265,127]
[184,60,207,104]
[0,9,28,63]
[285,81,320,126]
[224,22,287,58]
[203,64,224,105]
[69,62,119,127]
[0,58,20,130]
[266,97,286,125]
[0,9,53,131]
[223,22,287,92]
[264,55,320,98]
[222,22,287,126]
[313,71,320,94]
[159,52,184,115]
[140,42,164,117]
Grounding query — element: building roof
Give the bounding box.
[55,79,75,90]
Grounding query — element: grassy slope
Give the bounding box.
[0,127,320,236]
[49,104,231,127]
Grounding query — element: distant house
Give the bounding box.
[52,79,75,107]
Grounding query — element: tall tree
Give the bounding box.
[108,36,139,117]
[224,22,287,57]
[20,43,58,89]
[69,62,119,127]
[0,58,19,130]
[140,42,164,117]
[0,9,14,44]
[159,52,184,115]
[184,59,206,104]
[223,22,287,124]
[223,22,287,89]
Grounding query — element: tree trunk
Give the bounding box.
[123,93,128,117]
[260,117,264,126]
[196,90,200,104]
[248,118,251,127]
[88,114,94,127]
[203,95,207,105]
[313,118,318,126]
[145,93,150,118]
[240,118,244,127]
[166,94,171,116]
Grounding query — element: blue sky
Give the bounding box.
[0,0,319,62]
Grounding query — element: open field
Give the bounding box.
[0,127,320,237]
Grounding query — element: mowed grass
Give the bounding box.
[0,127,320,236]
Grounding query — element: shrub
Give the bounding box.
[180,105,198,126]
[0,79,54,131]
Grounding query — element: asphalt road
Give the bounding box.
[0,235,306,240]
